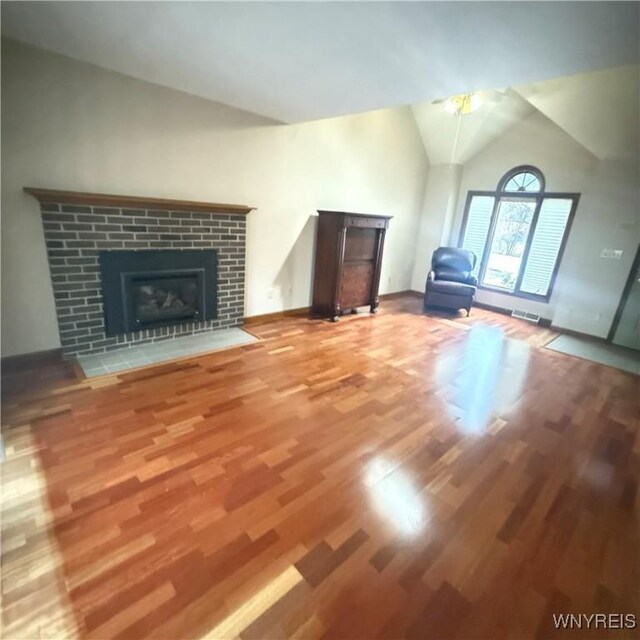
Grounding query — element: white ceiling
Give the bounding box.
[411,65,640,165]
[411,89,536,165]
[2,1,639,123]
[515,66,640,162]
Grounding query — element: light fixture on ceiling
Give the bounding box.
[443,92,483,115]
[430,91,485,164]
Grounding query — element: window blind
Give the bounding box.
[519,198,572,296]
[461,195,494,275]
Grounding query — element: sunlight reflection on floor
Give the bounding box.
[364,457,427,538]
[435,324,531,434]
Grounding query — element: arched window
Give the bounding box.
[459,166,579,300]
[498,166,545,193]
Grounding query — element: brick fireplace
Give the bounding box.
[28,188,251,357]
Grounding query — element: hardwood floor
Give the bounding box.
[2,296,638,639]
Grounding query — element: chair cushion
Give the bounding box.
[434,266,473,284]
[428,279,476,296]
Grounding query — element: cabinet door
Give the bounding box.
[340,263,374,308]
[344,227,377,262]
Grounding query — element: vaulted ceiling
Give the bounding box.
[411,89,536,165]
[515,66,640,162]
[411,65,640,166]
[2,1,639,124]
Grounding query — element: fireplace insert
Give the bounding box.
[99,250,217,336]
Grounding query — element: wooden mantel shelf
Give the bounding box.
[24,187,255,215]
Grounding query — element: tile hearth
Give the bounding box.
[76,327,257,377]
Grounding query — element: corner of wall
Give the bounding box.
[409,163,463,291]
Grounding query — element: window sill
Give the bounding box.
[477,284,551,304]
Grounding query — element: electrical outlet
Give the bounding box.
[267,287,275,300]
[600,249,624,259]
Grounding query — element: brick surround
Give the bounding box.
[39,203,246,356]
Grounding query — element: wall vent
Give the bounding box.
[512,309,541,324]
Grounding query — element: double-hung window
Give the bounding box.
[459,166,579,301]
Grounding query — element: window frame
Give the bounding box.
[458,167,580,302]
[497,164,546,193]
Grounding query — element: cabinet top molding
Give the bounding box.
[24,187,255,215]
[317,210,393,219]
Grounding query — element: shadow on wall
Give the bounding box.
[273,214,318,310]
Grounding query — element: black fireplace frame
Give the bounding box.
[123,269,205,329]
[99,250,217,336]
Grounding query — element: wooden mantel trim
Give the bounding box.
[24,187,255,215]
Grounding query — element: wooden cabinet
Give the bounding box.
[312,210,392,321]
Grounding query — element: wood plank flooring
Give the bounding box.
[2,296,638,639]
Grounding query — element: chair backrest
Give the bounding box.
[431,247,477,283]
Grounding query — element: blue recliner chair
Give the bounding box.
[424,247,478,316]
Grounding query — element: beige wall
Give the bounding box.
[1,39,429,357]
[447,111,639,336]
[551,157,639,336]
[410,164,462,291]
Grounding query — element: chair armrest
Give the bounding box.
[424,271,436,295]
[466,274,478,287]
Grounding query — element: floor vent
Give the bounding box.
[512,309,541,324]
